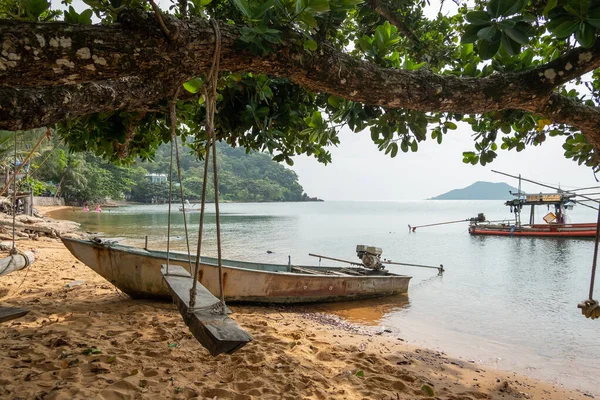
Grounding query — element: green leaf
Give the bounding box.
[462,24,482,44]
[504,27,529,45]
[233,0,252,17]
[168,343,178,348]
[460,43,474,59]
[477,38,501,59]
[307,0,330,13]
[79,9,93,24]
[26,0,50,18]
[466,11,491,25]
[390,142,398,157]
[328,95,340,108]
[303,39,318,51]
[588,7,600,28]
[575,22,596,47]
[444,121,457,130]
[183,78,203,94]
[410,141,418,152]
[501,33,520,55]
[254,0,275,18]
[477,25,498,41]
[551,19,580,38]
[543,0,558,17]
[487,0,524,18]
[355,370,364,377]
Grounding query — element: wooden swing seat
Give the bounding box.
[0,306,29,323]
[161,264,252,356]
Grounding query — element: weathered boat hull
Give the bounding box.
[61,238,411,303]
[469,223,597,238]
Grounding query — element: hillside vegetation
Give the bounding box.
[10,131,317,204]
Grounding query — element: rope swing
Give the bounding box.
[578,207,600,319]
[188,19,227,315]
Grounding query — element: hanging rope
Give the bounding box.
[578,207,600,319]
[170,93,194,275]
[189,18,226,314]
[165,115,176,275]
[11,131,17,254]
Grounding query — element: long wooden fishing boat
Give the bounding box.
[61,238,411,303]
[469,192,597,238]
[469,222,597,237]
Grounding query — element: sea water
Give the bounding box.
[49,201,600,394]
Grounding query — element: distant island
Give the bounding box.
[429,181,518,200]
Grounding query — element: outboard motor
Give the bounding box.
[469,213,486,223]
[356,245,384,270]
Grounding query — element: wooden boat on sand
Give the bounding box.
[61,238,411,303]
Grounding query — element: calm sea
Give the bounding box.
[49,201,600,394]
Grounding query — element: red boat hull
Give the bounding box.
[469,223,597,238]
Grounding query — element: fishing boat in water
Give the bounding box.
[469,191,597,238]
[61,238,412,303]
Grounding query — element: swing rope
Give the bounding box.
[189,18,226,314]
[11,131,17,253]
[578,206,600,319]
[170,93,194,275]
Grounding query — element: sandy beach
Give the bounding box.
[0,207,593,399]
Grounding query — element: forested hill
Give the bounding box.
[134,142,320,203]
[430,181,518,200]
[23,132,319,204]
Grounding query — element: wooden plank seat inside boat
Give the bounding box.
[161,264,252,356]
[0,307,29,323]
[291,266,350,276]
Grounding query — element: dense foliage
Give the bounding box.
[2,0,600,171]
[21,137,315,204]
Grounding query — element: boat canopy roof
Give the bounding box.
[505,192,577,207]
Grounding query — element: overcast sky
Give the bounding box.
[290,126,600,201]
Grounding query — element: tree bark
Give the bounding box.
[1,11,600,147]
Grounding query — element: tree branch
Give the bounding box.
[1,12,600,147]
[364,0,420,44]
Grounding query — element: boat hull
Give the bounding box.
[61,238,411,304]
[469,223,597,238]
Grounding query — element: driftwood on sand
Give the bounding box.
[0,214,82,239]
[0,251,35,278]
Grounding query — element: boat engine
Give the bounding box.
[356,245,384,270]
[469,213,486,223]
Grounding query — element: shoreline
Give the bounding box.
[0,237,595,399]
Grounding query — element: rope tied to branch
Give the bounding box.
[189,19,226,314]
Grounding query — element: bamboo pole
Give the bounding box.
[0,129,51,197]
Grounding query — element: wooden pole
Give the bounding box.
[0,251,35,278]
[308,253,363,266]
[0,129,51,197]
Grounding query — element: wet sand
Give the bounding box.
[0,237,594,400]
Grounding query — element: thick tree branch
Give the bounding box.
[1,12,600,147]
[364,0,420,44]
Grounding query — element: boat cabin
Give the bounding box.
[505,192,576,226]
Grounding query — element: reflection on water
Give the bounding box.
[312,294,410,326]
[49,201,600,394]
